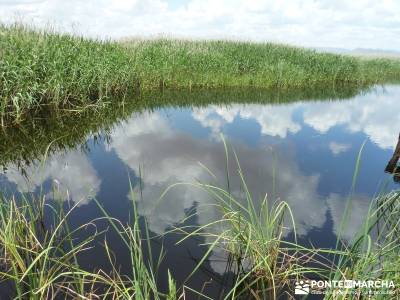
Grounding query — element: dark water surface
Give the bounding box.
[0,85,399,297]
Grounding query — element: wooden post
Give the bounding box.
[385,133,400,183]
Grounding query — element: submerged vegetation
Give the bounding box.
[1,24,400,121]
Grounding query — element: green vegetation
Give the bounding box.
[187,178,400,299]
[225,190,400,299]
[175,164,310,299]
[1,185,398,299]
[174,143,400,299]
[0,190,176,299]
[1,147,399,299]
[1,24,400,122]
[1,21,399,299]
[0,25,138,123]
[0,193,101,299]
[324,191,400,299]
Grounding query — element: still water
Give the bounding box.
[0,85,399,297]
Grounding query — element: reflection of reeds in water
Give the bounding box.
[0,143,399,299]
[0,84,374,172]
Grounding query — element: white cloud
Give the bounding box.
[191,86,400,152]
[329,142,351,155]
[192,104,301,139]
[302,86,400,150]
[1,150,101,206]
[103,86,399,244]
[327,193,371,242]
[0,88,392,272]
[109,106,393,273]
[109,110,327,239]
[1,0,400,50]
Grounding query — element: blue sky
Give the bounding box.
[1,0,400,50]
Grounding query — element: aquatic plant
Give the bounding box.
[93,188,167,300]
[0,140,399,299]
[0,187,177,299]
[0,24,137,123]
[0,184,398,298]
[172,141,400,298]
[1,24,400,122]
[171,142,319,299]
[0,192,103,299]
[323,191,400,299]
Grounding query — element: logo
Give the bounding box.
[293,279,395,296]
[295,280,310,295]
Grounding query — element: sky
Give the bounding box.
[1,0,399,51]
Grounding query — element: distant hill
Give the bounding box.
[316,47,400,59]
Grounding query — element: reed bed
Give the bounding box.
[0,189,178,299]
[1,24,400,122]
[0,193,102,299]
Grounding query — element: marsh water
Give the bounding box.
[0,85,399,297]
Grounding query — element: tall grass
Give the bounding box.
[93,185,173,300]
[172,145,318,299]
[324,191,400,299]
[0,143,399,298]
[1,24,400,121]
[0,192,102,299]
[0,185,178,299]
[0,185,398,299]
[0,24,138,122]
[171,142,400,299]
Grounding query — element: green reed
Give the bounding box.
[171,141,400,299]
[0,191,105,299]
[0,186,177,299]
[0,140,399,299]
[1,24,400,122]
[322,191,400,299]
